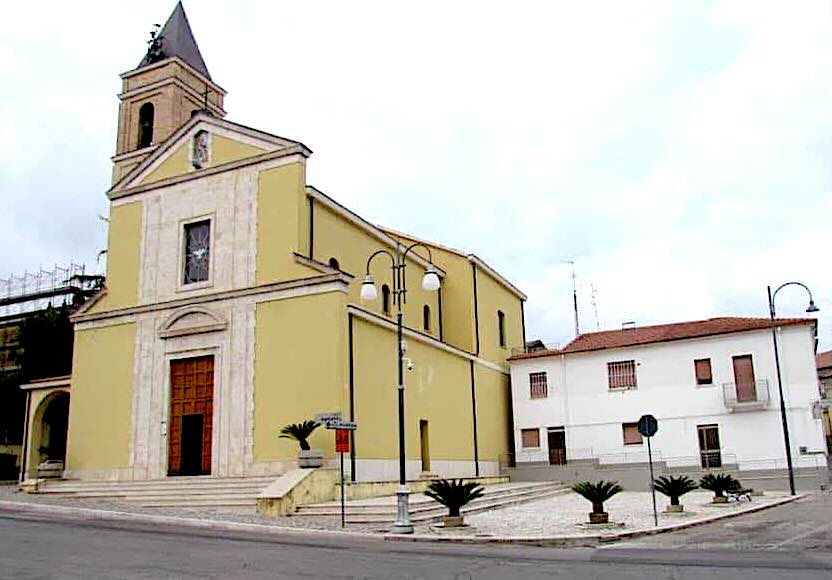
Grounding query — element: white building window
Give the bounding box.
[529,372,548,399]
[520,428,540,448]
[622,422,642,445]
[608,360,637,390]
[694,358,713,385]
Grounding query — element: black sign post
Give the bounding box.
[637,414,659,527]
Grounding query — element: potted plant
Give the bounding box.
[425,478,485,527]
[279,420,322,468]
[699,473,737,504]
[653,475,698,513]
[572,480,622,524]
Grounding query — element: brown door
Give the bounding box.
[419,420,430,472]
[698,424,722,468]
[547,428,566,465]
[732,355,757,402]
[168,356,214,476]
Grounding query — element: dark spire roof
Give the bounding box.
[138,2,212,80]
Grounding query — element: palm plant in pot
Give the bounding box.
[699,473,737,504]
[425,478,485,527]
[572,480,622,524]
[653,475,698,513]
[279,420,322,468]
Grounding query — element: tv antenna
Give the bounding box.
[562,260,579,337]
[590,284,600,331]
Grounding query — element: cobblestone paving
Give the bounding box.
[0,484,788,537]
[464,490,789,537]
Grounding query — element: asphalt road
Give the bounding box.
[2,507,832,580]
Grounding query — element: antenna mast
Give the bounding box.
[563,260,579,337]
[590,283,600,331]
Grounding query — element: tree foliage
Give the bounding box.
[699,473,738,498]
[279,420,320,451]
[18,304,73,381]
[572,480,623,514]
[653,475,698,505]
[425,479,485,517]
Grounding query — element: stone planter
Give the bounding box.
[712,495,729,504]
[36,459,64,478]
[665,504,684,513]
[588,511,609,524]
[298,449,323,468]
[442,516,465,528]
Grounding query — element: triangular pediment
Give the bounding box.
[111,114,307,193]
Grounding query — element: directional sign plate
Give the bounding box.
[325,419,357,431]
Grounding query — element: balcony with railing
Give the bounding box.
[722,379,770,412]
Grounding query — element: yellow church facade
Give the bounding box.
[24,4,526,483]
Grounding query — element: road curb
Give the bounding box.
[0,493,805,547]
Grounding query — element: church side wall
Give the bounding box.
[311,203,441,339]
[473,364,513,470]
[251,290,347,470]
[65,323,136,479]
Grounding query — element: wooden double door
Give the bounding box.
[168,356,214,476]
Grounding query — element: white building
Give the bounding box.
[508,317,828,489]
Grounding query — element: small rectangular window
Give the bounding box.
[183,220,211,284]
[529,372,548,399]
[498,310,506,347]
[694,358,712,385]
[608,360,637,390]
[521,428,540,448]
[622,422,642,445]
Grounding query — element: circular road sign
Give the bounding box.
[638,414,658,438]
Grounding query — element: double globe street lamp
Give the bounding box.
[768,282,819,496]
[360,242,441,534]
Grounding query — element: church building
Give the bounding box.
[22,3,526,483]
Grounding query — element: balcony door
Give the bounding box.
[732,355,757,403]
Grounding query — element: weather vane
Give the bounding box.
[145,24,163,63]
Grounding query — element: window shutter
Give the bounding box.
[521,428,540,448]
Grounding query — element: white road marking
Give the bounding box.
[769,520,832,549]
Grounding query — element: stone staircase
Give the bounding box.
[293,481,568,524]
[29,475,277,509]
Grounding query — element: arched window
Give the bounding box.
[328,257,340,270]
[423,305,431,332]
[382,284,391,315]
[497,310,506,347]
[138,102,155,149]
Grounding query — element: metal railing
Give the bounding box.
[722,379,770,411]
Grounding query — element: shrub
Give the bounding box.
[279,420,320,451]
[653,475,698,506]
[699,473,738,498]
[572,480,623,514]
[425,479,485,517]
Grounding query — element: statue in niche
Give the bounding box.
[192,130,209,169]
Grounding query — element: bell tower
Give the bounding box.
[112,2,226,184]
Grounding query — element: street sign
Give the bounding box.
[335,429,350,453]
[637,414,659,527]
[638,414,658,438]
[325,419,357,431]
[315,412,342,424]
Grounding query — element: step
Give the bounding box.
[34,476,275,495]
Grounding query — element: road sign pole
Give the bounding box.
[647,435,657,527]
[340,451,345,528]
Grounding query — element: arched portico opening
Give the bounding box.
[29,391,70,475]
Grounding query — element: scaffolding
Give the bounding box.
[0,264,101,318]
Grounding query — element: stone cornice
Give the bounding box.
[120,56,227,95]
[72,274,350,325]
[108,147,310,201]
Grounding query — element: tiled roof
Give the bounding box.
[818,350,832,378]
[509,317,817,360]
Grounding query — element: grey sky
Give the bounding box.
[1,1,830,349]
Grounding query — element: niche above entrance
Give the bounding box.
[158,306,227,339]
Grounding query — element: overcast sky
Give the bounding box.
[1,1,830,349]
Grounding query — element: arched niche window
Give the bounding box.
[138,102,155,149]
[423,305,431,332]
[328,257,340,270]
[381,284,391,315]
[498,310,506,347]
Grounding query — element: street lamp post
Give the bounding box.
[768,282,819,496]
[360,241,441,534]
